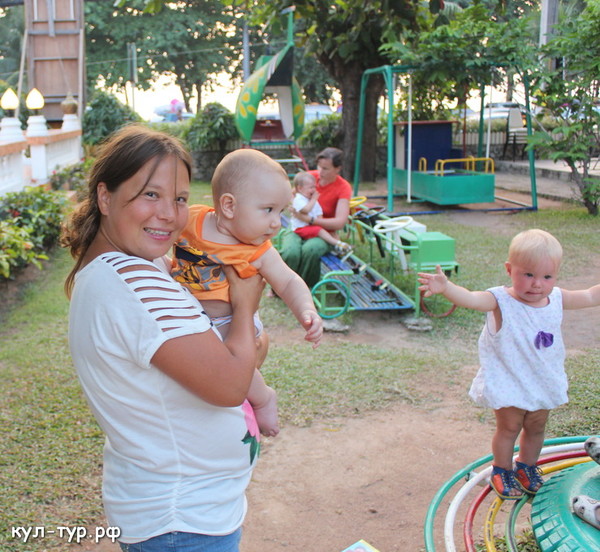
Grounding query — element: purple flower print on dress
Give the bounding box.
[534,331,554,350]
[241,400,260,464]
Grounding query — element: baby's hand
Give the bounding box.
[311,190,320,201]
[417,265,448,297]
[301,310,323,348]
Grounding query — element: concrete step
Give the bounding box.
[496,159,600,183]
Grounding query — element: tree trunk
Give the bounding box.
[340,71,384,184]
[175,80,191,114]
[175,78,203,114]
[566,159,599,215]
[506,71,515,102]
[318,53,385,184]
[194,80,204,112]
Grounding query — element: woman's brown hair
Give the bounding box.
[316,147,343,168]
[61,124,192,297]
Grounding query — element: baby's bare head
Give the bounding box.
[212,149,290,206]
[293,171,316,195]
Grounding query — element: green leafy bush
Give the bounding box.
[183,102,238,152]
[0,220,46,279]
[82,90,142,147]
[534,111,561,132]
[48,160,92,201]
[0,187,68,251]
[148,120,190,141]
[299,113,342,150]
[464,117,507,132]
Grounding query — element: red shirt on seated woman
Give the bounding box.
[280,147,352,288]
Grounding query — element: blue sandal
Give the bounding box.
[490,466,523,500]
[515,461,544,494]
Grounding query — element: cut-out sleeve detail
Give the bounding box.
[103,253,212,335]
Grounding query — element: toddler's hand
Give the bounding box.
[417,265,448,297]
[301,310,323,348]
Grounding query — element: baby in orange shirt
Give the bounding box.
[172,149,323,436]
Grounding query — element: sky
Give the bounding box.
[115,72,240,121]
[116,71,523,123]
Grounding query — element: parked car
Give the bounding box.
[466,102,527,123]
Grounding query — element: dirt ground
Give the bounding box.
[76,192,599,552]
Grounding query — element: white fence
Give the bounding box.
[0,116,82,197]
[0,139,29,197]
[453,130,506,147]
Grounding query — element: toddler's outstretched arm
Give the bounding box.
[257,248,323,348]
[562,283,600,310]
[418,265,497,312]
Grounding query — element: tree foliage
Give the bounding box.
[115,0,443,181]
[294,46,336,105]
[240,1,426,182]
[384,3,538,118]
[82,90,142,146]
[0,6,24,88]
[529,1,600,215]
[85,0,237,111]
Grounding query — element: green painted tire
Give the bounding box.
[531,461,600,551]
[311,278,350,319]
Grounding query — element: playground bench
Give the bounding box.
[276,208,459,319]
[312,251,414,319]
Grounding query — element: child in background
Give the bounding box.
[291,171,352,257]
[171,149,323,437]
[418,229,600,500]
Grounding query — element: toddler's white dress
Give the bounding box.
[469,286,567,411]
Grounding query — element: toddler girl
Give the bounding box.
[418,229,600,499]
[291,171,352,256]
[171,150,323,437]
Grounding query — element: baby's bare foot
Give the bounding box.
[253,387,279,437]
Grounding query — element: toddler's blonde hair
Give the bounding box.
[508,229,563,270]
[293,170,316,191]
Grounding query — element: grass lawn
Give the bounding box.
[1,184,599,551]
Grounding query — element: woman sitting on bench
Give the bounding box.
[280,147,352,288]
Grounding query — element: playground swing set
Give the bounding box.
[353,64,539,213]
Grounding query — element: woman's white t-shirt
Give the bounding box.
[69,253,259,543]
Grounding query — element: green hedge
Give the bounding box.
[0,187,68,280]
